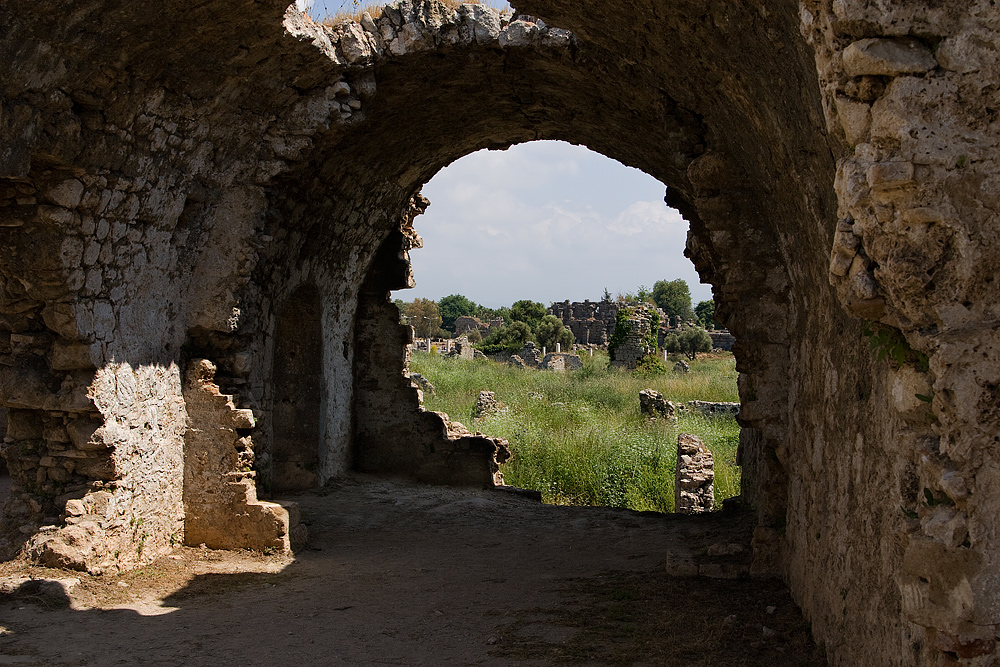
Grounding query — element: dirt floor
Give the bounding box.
[0,477,824,666]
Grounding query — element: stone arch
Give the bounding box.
[1,1,998,664]
[269,2,819,554]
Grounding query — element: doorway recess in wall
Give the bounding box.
[272,284,324,492]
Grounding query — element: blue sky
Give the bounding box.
[394,141,713,309]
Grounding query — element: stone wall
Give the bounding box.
[675,433,714,514]
[549,299,619,346]
[708,331,735,351]
[453,316,481,336]
[1,0,999,664]
[352,229,507,487]
[182,359,304,551]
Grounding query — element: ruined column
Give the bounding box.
[675,433,714,514]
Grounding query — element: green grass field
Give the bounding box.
[410,350,741,513]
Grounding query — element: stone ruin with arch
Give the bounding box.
[2,0,1000,664]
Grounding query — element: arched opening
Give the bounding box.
[271,284,324,492]
[3,0,993,662]
[385,139,737,512]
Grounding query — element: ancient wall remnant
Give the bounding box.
[352,230,509,487]
[609,304,660,369]
[182,359,305,551]
[549,299,619,346]
[448,336,475,360]
[686,401,739,419]
[639,389,676,421]
[539,352,582,371]
[2,0,1000,663]
[675,433,714,514]
[454,316,502,336]
[708,331,735,351]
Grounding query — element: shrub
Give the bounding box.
[478,320,533,355]
[678,327,712,360]
[536,314,574,351]
[634,354,668,377]
[694,299,715,330]
[663,332,680,354]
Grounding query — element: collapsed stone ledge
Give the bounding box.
[286,0,575,67]
[182,359,306,553]
[413,410,510,488]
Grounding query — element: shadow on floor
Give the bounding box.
[0,478,824,667]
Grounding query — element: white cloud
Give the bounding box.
[608,201,685,236]
[401,141,711,308]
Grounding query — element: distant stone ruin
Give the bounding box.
[549,300,620,346]
[454,316,503,337]
[551,299,736,353]
[708,331,735,351]
[509,342,581,372]
[446,336,475,360]
[539,352,582,372]
[686,401,740,418]
[609,304,659,369]
[474,391,502,419]
[515,342,544,367]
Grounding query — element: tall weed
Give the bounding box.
[411,351,740,512]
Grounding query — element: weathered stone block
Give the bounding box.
[50,341,98,371]
[675,433,714,514]
[843,38,937,77]
[639,389,675,419]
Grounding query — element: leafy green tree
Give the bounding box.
[510,300,546,331]
[403,298,442,339]
[535,314,575,351]
[635,284,655,304]
[663,332,680,354]
[489,305,512,324]
[678,327,712,360]
[438,294,478,332]
[652,279,693,323]
[479,321,533,355]
[694,299,716,330]
[503,320,533,349]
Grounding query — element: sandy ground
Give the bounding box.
[0,477,823,666]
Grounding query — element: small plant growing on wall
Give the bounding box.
[608,307,634,362]
[862,322,929,372]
